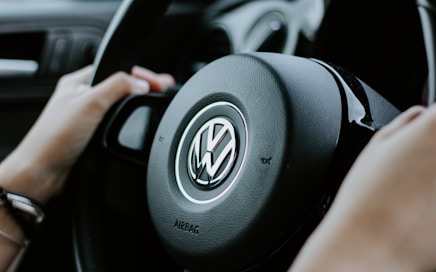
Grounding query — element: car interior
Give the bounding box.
[0,0,431,271]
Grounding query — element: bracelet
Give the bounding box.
[0,187,46,239]
[0,228,28,248]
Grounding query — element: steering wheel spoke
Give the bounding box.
[102,93,174,166]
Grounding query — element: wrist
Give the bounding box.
[0,149,66,204]
[0,187,46,240]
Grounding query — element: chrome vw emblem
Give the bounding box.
[187,117,237,187]
[175,101,247,204]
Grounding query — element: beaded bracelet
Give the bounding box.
[0,187,46,240]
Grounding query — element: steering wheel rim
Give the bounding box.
[89,0,172,86]
[72,1,406,271]
[72,1,174,271]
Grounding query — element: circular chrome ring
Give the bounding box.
[175,101,248,204]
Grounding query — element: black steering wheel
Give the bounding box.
[70,0,435,271]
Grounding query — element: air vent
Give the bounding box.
[245,11,288,53]
[256,19,287,53]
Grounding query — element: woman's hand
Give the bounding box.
[0,65,175,204]
[290,105,436,272]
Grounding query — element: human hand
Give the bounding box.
[0,65,175,204]
[290,105,436,271]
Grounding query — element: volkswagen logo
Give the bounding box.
[175,101,248,204]
[188,117,237,187]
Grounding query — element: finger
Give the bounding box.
[376,105,426,139]
[131,65,175,92]
[157,73,176,89]
[88,71,150,110]
[415,102,436,134]
[60,65,94,86]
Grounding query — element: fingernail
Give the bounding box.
[159,74,176,86]
[132,78,150,93]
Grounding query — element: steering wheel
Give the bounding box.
[70,0,434,271]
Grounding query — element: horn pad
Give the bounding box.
[147,52,344,271]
